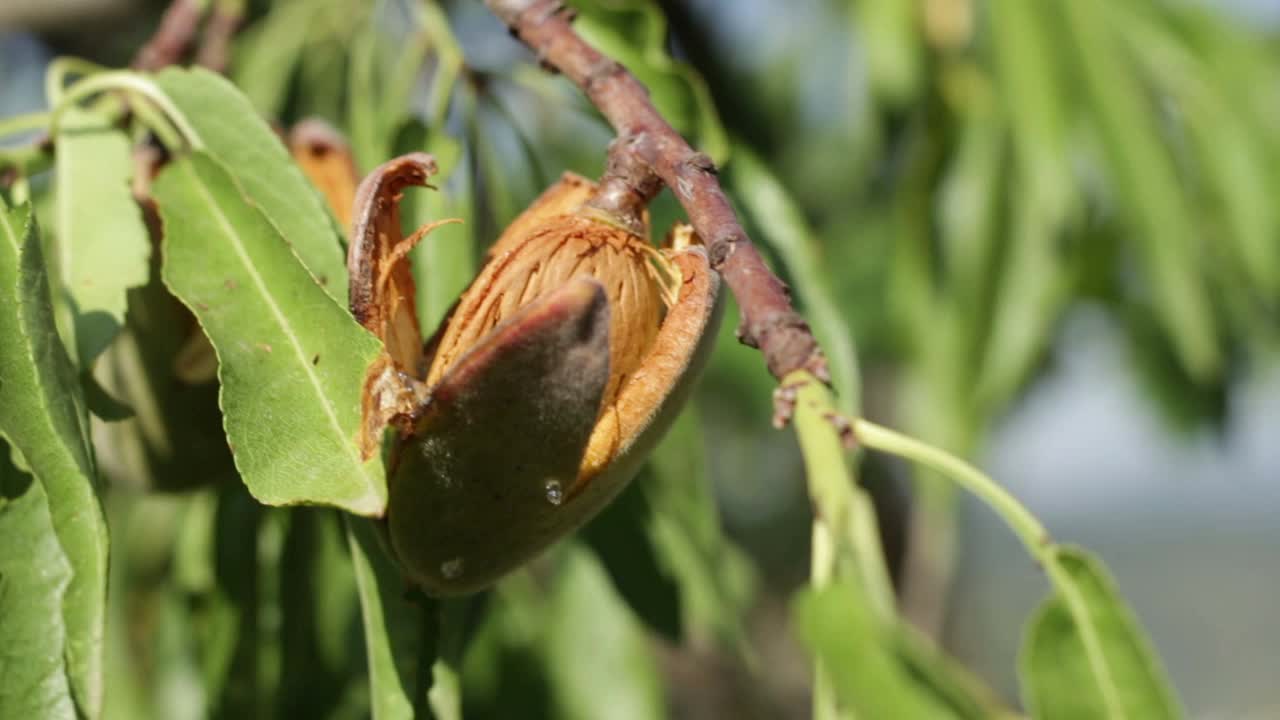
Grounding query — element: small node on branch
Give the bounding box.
[584,135,663,235]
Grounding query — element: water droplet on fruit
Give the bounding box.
[544,479,564,506]
[440,557,464,580]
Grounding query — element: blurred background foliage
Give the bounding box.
[3,0,1280,717]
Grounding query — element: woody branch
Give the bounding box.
[485,0,830,390]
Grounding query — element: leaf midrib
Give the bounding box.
[183,161,371,486]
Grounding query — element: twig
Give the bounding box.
[131,0,206,71]
[485,0,830,397]
[195,2,245,74]
[132,0,242,74]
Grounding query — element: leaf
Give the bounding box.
[0,202,108,719]
[230,0,316,118]
[53,107,151,366]
[346,517,421,720]
[153,152,388,515]
[793,580,963,719]
[1021,547,1183,720]
[853,0,924,106]
[545,546,665,720]
[275,509,360,717]
[89,274,236,492]
[1057,0,1220,380]
[0,444,77,720]
[641,409,755,649]
[570,0,729,162]
[153,67,349,303]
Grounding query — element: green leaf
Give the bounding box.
[0,444,77,720]
[153,152,387,515]
[0,202,108,719]
[642,409,755,649]
[89,275,236,492]
[53,107,151,366]
[793,580,962,719]
[276,509,360,717]
[570,0,729,162]
[230,0,316,119]
[545,546,665,720]
[853,0,924,106]
[153,67,349,303]
[346,517,422,720]
[1057,0,1220,380]
[1021,547,1183,720]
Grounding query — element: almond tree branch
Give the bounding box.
[486,0,830,390]
[132,0,242,74]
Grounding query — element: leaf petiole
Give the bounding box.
[50,71,203,153]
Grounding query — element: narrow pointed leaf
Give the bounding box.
[642,409,754,649]
[0,203,108,718]
[230,0,315,118]
[1058,0,1219,379]
[572,0,728,162]
[793,581,962,719]
[0,445,76,720]
[346,517,420,720]
[153,153,387,515]
[154,67,348,303]
[54,107,150,366]
[1021,547,1182,720]
[545,546,664,720]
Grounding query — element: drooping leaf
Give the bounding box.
[153,152,387,515]
[0,202,109,718]
[853,0,924,107]
[1021,547,1182,720]
[545,546,665,720]
[641,408,755,649]
[53,107,150,366]
[275,509,360,717]
[0,443,77,720]
[793,580,963,719]
[1057,0,1220,380]
[89,272,236,492]
[230,0,316,118]
[346,517,420,720]
[569,0,729,162]
[154,67,349,303]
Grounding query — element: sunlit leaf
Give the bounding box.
[793,580,965,719]
[0,202,108,718]
[0,444,77,720]
[153,152,387,515]
[53,107,150,366]
[90,266,235,492]
[1057,0,1220,380]
[1021,547,1183,720]
[154,67,349,303]
[570,0,729,162]
[231,0,316,118]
